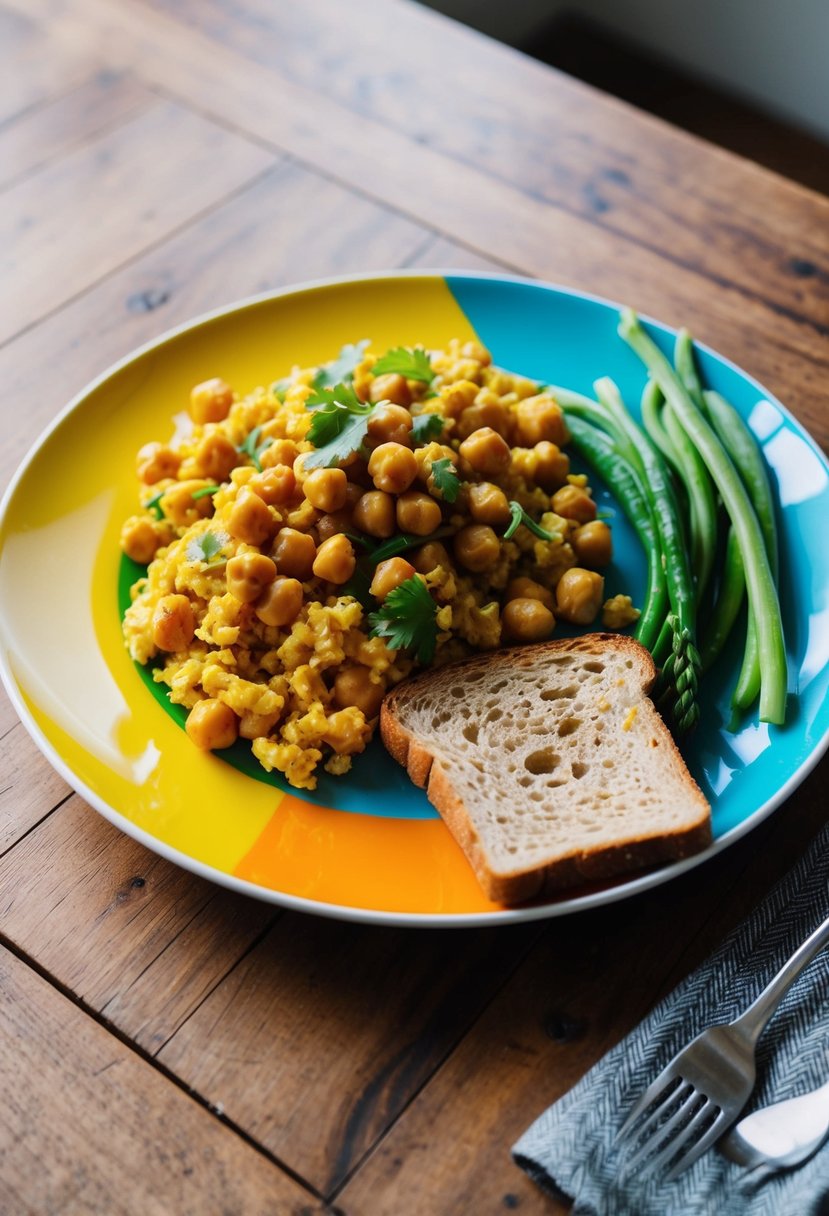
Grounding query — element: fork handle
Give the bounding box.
[733,912,829,1044]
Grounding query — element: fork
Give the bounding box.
[615,910,829,1181]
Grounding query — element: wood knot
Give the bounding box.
[543,1010,587,1043]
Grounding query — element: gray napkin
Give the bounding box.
[513,823,829,1215]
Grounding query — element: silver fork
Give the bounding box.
[616,910,829,1181]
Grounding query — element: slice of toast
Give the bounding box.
[380,635,711,905]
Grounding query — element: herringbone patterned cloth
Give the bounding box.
[513,825,829,1215]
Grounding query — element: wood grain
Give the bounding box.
[0,97,274,345]
[0,714,70,856]
[147,0,829,332]
[21,0,828,445]
[0,159,432,488]
[0,944,325,1216]
[0,4,94,124]
[0,796,276,1053]
[0,71,151,191]
[157,913,541,1196]
[338,764,829,1214]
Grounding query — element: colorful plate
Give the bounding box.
[1,273,827,926]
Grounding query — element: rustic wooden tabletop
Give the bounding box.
[1,0,827,1212]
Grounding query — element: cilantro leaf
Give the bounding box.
[429,457,460,503]
[304,382,374,469]
[190,484,220,500]
[270,375,291,401]
[238,425,273,472]
[368,576,439,663]
[410,412,445,443]
[186,528,230,566]
[144,491,165,520]
[312,340,370,391]
[305,382,367,412]
[503,501,560,542]
[372,346,434,383]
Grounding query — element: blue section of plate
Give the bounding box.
[446,274,829,838]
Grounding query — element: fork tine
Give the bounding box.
[615,1066,682,1142]
[621,1086,702,1174]
[632,1097,713,1177]
[664,1108,730,1180]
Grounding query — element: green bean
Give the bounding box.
[564,414,667,651]
[675,329,708,415]
[640,379,682,475]
[620,309,786,724]
[700,527,745,670]
[662,401,718,601]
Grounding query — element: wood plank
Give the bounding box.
[337,765,829,1214]
[0,944,324,1215]
[0,5,94,123]
[156,914,541,1196]
[16,0,827,446]
[0,716,70,856]
[0,796,276,1053]
[0,97,274,345]
[0,158,431,489]
[145,0,829,336]
[0,71,151,190]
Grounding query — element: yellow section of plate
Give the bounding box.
[0,275,484,896]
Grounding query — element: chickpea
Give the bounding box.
[502,597,555,643]
[316,509,353,543]
[303,467,348,513]
[136,442,181,485]
[260,438,299,471]
[411,540,452,575]
[454,524,500,572]
[189,378,234,425]
[345,480,365,509]
[333,666,385,719]
[254,576,304,626]
[152,594,195,652]
[271,527,316,579]
[555,568,605,625]
[367,402,414,447]
[226,552,277,603]
[368,442,418,494]
[120,516,159,564]
[514,396,566,446]
[461,339,492,366]
[227,488,275,547]
[467,482,511,527]
[505,577,555,610]
[532,441,570,492]
[193,432,237,482]
[312,534,356,584]
[551,484,597,524]
[160,480,214,527]
[439,379,479,419]
[571,520,612,567]
[455,399,511,441]
[353,490,395,538]
[186,698,238,751]
[459,427,511,476]
[250,464,296,506]
[370,557,416,601]
[369,375,412,408]
[396,490,442,536]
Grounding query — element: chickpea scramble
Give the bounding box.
[121,338,638,790]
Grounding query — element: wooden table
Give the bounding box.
[1,1,827,1212]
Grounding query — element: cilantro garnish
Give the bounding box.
[186,529,230,566]
[145,491,165,520]
[429,457,460,504]
[191,485,220,500]
[410,413,445,444]
[368,576,439,663]
[503,501,560,542]
[270,376,290,402]
[303,382,374,470]
[238,425,273,472]
[312,340,370,391]
[372,346,434,384]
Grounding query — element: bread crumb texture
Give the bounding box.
[381,637,711,902]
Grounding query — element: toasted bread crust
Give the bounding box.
[380,635,711,905]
